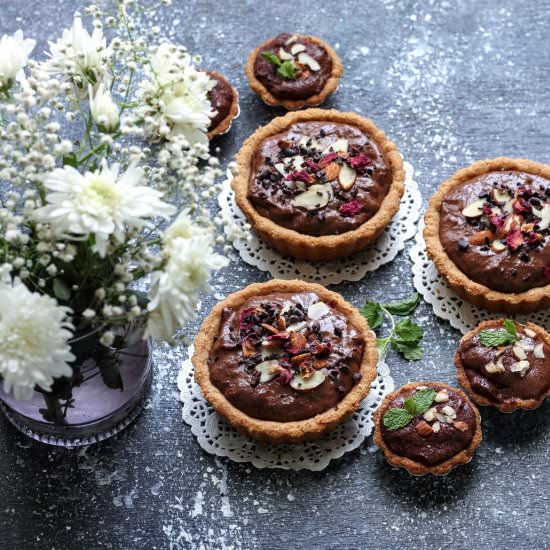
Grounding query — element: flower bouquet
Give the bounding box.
[0,1,228,445]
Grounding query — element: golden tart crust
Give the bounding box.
[374,381,482,476]
[455,319,550,412]
[192,279,378,444]
[232,108,405,261]
[245,33,343,110]
[424,157,550,313]
[204,70,239,140]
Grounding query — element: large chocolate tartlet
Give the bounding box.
[424,158,550,312]
[193,280,378,444]
[204,70,238,139]
[233,109,405,261]
[374,382,482,476]
[455,319,550,412]
[245,33,343,109]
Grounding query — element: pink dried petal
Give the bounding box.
[506,228,524,251]
[527,232,543,245]
[319,152,338,167]
[482,204,493,215]
[348,153,371,171]
[266,332,290,342]
[339,200,363,217]
[286,170,313,184]
[304,159,319,172]
[513,197,531,215]
[276,368,292,385]
[240,307,257,334]
[489,214,505,229]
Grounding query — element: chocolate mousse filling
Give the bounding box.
[458,322,550,406]
[253,33,332,100]
[207,291,365,422]
[379,384,477,467]
[439,170,550,293]
[248,121,393,236]
[206,71,235,132]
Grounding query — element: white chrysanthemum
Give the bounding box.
[136,43,215,145]
[35,161,176,257]
[43,15,110,86]
[162,210,204,249]
[145,234,228,340]
[0,30,36,88]
[0,279,74,400]
[89,83,119,132]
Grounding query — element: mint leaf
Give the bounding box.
[391,339,424,360]
[383,408,413,430]
[384,293,421,316]
[376,337,390,355]
[411,388,436,413]
[261,51,281,67]
[394,319,424,343]
[360,301,384,329]
[503,319,517,338]
[403,397,418,415]
[479,327,517,348]
[277,60,296,80]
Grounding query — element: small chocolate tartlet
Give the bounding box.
[455,319,550,412]
[374,382,482,476]
[192,280,378,444]
[424,158,550,313]
[204,70,239,139]
[245,33,343,110]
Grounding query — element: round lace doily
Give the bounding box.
[219,161,421,284]
[177,346,394,471]
[410,220,550,333]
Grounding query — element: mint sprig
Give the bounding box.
[479,319,518,348]
[383,388,436,430]
[260,51,296,80]
[360,293,424,360]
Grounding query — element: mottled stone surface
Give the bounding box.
[2,1,550,548]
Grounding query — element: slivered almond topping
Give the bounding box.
[513,346,527,361]
[290,352,311,366]
[441,405,456,418]
[454,421,469,432]
[338,163,357,191]
[510,360,530,377]
[469,230,495,245]
[434,390,449,403]
[277,316,286,331]
[435,412,449,424]
[261,323,279,334]
[423,407,437,422]
[415,420,433,437]
[524,328,537,338]
[324,162,340,181]
[432,421,441,433]
[485,360,505,374]
[534,343,545,359]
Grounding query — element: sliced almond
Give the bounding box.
[462,199,485,218]
[423,407,437,422]
[255,360,280,383]
[298,136,323,151]
[290,370,325,391]
[434,390,449,403]
[469,230,495,245]
[322,138,348,156]
[513,346,527,361]
[441,405,457,419]
[491,189,511,204]
[274,162,287,176]
[285,34,298,45]
[290,352,311,366]
[291,183,331,210]
[532,204,550,230]
[324,162,340,181]
[283,155,305,171]
[278,48,294,61]
[510,360,530,377]
[534,343,546,359]
[453,421,469,432]
[338,163,357,191]
[290,43,306,55]
[435,412,449,424]
[432,421,441,433]
[485,359,505,374]
[307,301,330,320]
[297,52,321,71]
[286,321,307,333]
[491,240,507,253]
[415,420,433,437]
[524,328,537,338]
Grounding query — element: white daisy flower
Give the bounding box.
[0,30,36,89]
[145,234,228,340]
[89,83,119,132]
[43,14,110,87]
[0,279,74,400]
[35,161,176,257]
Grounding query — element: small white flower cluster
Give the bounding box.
[0,2,227,400]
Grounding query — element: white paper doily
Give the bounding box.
[177,346,394,471]
[219,161,421,284]
[410,219,550,334]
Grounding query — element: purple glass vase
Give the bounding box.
[0,324,152,447]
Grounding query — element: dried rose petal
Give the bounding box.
[339,200,363,217]
[304,159,319,172]
[347,153,371,171]
[482,204,493,215]
[506,228,524,251]
[286,170,314,184]
[242,337,257,357]
[488,214,505,229]
[240,307,258,334]
[513,197,531,215]
[266,332,290,342]
[319,152,338,167]
[527,232,543,245]
[276,368,292,385]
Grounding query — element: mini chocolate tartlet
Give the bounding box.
[374,382,482,476]
[455,319,550,412]
[232,108,405,261]
[204,70,239,139]
[424,158,550,313]
[245,33,343,110]
[192,280,378,444]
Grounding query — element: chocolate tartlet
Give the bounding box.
[204,70,239,139]
[193,280,378,444]
[233,109,405,261]
[424,158,550,313]
[245,33,343,110]
[374,382,482,476]
[455,319,550,412]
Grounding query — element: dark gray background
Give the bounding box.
[1,1,550,548]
